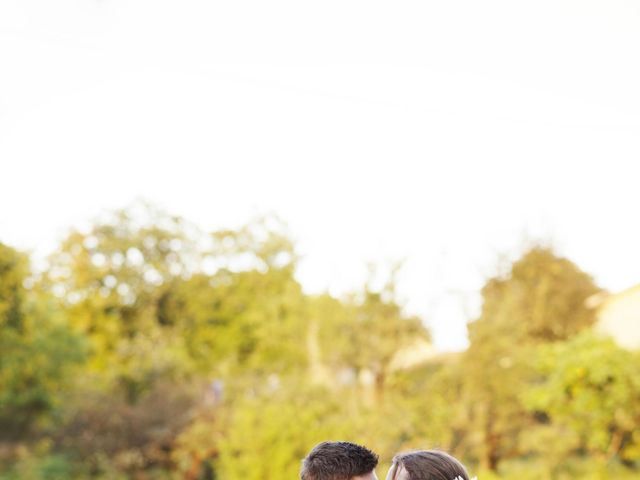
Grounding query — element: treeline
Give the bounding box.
[0,203,639,479]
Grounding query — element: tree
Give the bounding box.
[213,385,350,480]
[157,214,308,379]
[0,242,28,331]
[311,265,431,405]
[469,246,601,344]
[461,246,602,471]
[44,202,199,400]
[0,242,84,440]
[525,332,640,469]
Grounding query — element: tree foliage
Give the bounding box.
[0,243,84,440]
[1,208,639,480]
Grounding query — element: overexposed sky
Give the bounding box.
[2,0,640,350]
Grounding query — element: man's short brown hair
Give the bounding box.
[301,441,379,480]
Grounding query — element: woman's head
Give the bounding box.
[386,450,469,480]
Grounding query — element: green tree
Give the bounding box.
[0,243,84,440]
[314,266,431,402]
[214,385,351,480]
[388,355,471,459]
[462,246,601,471]
[471,246,601,344]
[44,203,199,400]
[525,332,640,469]
[158,214,308,379]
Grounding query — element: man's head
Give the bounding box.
[301,441,379,480]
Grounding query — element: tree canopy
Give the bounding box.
[1,206,638,480]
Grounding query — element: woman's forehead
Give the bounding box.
[396,466,410,480]
[386,463,410,480]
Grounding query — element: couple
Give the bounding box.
[301,441,471,480]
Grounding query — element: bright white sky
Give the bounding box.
[1,0,640,350]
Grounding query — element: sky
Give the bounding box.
[1,0,640,350]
